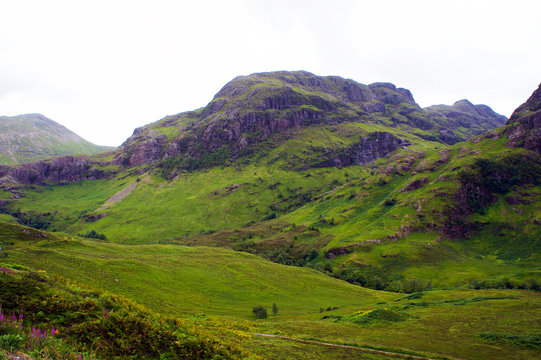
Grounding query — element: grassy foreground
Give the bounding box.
[1,221,540,359]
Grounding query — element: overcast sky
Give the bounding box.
[1,0,540,146]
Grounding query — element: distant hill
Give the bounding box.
[423,99,507,142]
[0,113,114,165]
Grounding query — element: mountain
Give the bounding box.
[0,73,539,360]
[0,72,505,186]
[0,76,535,285]
[0,72,533,292]
[423,99,507,141]
[114,71,506,168]
[0,113,115,165]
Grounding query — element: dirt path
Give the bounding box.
[252,333,446,360]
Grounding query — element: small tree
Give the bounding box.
[272,302,278,315]
[252,305,267,319]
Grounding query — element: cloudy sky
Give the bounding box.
[1,0,540,146]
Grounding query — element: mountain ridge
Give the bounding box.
[0,71,507,187]
[114,71,506,169]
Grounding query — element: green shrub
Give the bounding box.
[384,198,397,206]
[0,271,239,359]
[252,305,268,319]
[262,212,277,221]
[272,302,278,315]
[78,230,107,240]
[0,334,23,350]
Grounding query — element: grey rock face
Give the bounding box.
[506,83,541,153]
[5,155,107,185]
[314,132,409,168]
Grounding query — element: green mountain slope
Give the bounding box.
[0,73,534,294]
[0,113,114,165]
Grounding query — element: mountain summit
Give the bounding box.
[0,113,114,165]
[115,71,506,168]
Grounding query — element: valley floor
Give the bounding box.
[1,223,539,360]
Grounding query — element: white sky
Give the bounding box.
[1,0,540,146]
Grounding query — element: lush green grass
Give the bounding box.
[1,221,540,359]
[4,222,390,317]
[64,161,366,244]
[257,289,541,360]
[5,178,134,231]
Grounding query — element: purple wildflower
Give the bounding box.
[19,313,23,320]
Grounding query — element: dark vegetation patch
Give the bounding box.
[470,278,541,291]
[442,296,515,306]
[443,154,541,237]
[328,259,433,293]
[169,220,326,268]
[395,292,424,301]
[319,306,338,313]
[0,208,54,230]
[77,230,107,241]
[159,144,232,177]
[339,308,410,326]
[478,332,541,349]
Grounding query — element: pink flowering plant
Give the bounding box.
[0,307,94,360]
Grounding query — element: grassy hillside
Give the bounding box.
[1,221,539,360]
[2,222,389,318]
[2,121,539,294]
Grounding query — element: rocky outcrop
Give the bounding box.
[505,83,541,153]
[369,83,419,106]
[2,155,109,185]
[82,212,108,223]
[313,132,409,168]
[400,176,429,193]
[114,130,167,166]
